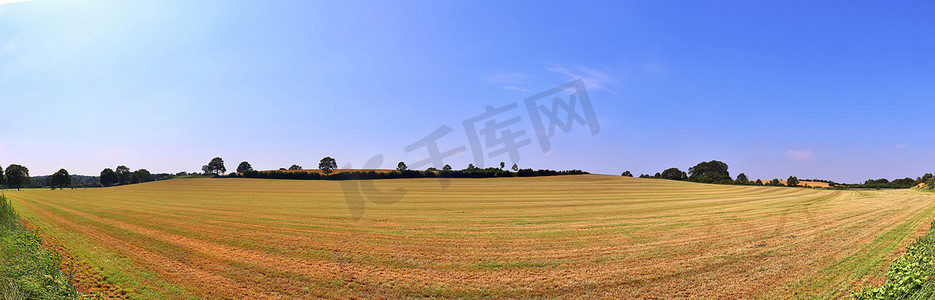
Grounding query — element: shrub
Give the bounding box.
[0,196,79,299]
[853,219,935,299]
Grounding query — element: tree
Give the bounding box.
[319,157,337,174]
[688,160,731,183]
[397,162,408,172]
[100,168,118,187]
[660,168,688,180]
[735,173,749,185]
[116,165,131,185]
[50,169,72,190]
[621,171,633,177]
[289,164,303,171]
[499,162,506,170]
[467,163,476,171]
[922,173,934,184]
[770,178,781,186]
[5,164,30,191]
[237,161,253,173]
[787,176,799,187]
[511,163,519,172]
[202,165,210,175]
[442,164,452,171]
[133,169,154,183]
[206,157,226,175]
[755,179,763,186]
[0,165,4,188]
[426,167,438,172]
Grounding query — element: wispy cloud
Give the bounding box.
[484,72,531,85]
[543,64,617,92]
[0,0,32,6]
[786,149,816,163]
[501,85,530,92]
[640,58,674,78]
[485,64,618,93]
[484,72,534,92]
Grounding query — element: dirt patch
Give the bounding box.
[22,219,128,299]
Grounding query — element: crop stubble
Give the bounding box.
[7,175,935,298]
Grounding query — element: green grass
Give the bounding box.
[0,194,79,299]
[853,218,935,299]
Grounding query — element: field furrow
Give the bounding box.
[7,175,935,298]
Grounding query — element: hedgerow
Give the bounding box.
[853,219,935,299]
[0,195,79,299]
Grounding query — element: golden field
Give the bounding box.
[7,175,935,298]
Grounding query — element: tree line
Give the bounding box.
[623,160,808,187]
[839,175,933,189]
[0,164,85,190]
[99,166,172,187]
[622,160,935,190]
[201,156,586,180]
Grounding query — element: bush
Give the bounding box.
[516,169,536,177]
[0,196,79,299]
[854,219,935,299]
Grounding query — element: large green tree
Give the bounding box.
[5,164,30,191]
[115,165,131,185]
[735,173,749,185]
[236,161,253,173]
[660,167,688,180]
[206,157,226,175]
[397,162,408,172]
[50,169,72,190]
[915,173,933,188]
[319,157,337,174]
[787,176,799,187]
[288,164,303,171]
[688,160,731,183]
[621,171,633,177]
[133,169,154,183]
[100,168,118,187]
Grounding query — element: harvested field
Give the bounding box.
[258,169,396,174]
[751,180,832,188]
[7,175,935,298]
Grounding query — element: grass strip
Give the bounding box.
[0,194,79,299]
[853,218,935,299]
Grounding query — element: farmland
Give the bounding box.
[7,175,935,299]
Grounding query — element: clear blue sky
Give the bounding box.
[1,0,933,183]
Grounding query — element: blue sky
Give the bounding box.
[1,0,933,183]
